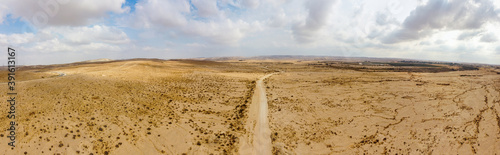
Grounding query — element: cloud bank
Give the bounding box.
[0,0,499,65]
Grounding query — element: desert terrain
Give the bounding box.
[262,60,500,154]
[0,57,499,154]
[0,59,268,154]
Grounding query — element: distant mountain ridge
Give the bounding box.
[197,55,415,62]
[80,58,113,63]
[193,55,498,66]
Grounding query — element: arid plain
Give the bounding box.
[1,58,499,154]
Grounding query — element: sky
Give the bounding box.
[0,0,500,65]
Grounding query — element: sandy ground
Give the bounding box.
[266,68,500,154]
[0,60,265,154]
[0,59,499,154]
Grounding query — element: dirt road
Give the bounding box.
[240,73,274,155]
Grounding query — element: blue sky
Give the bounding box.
[0,0,500,65]
[124,0,138,12]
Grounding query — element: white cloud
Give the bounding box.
[183,19,262,45]
[268,8,287,27]
[0,25,128,65]
[19,39,122,65]
[131,0,191,28]
[31,38,72,53]
[41,25,130,44]
[375,12,399,26]
[127,0,267,45]
[192,0,220,18]
[2,0,126,27]
[480,33,498,42]
[1,0,500,65]
[383,0,500,44]
[0,33,35,45]
[242,0,260,9]
[457,30,482,40]
[185,43,207,48]
[404,0,497,30]
[0,4,8,23]
[292,0,338,43]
